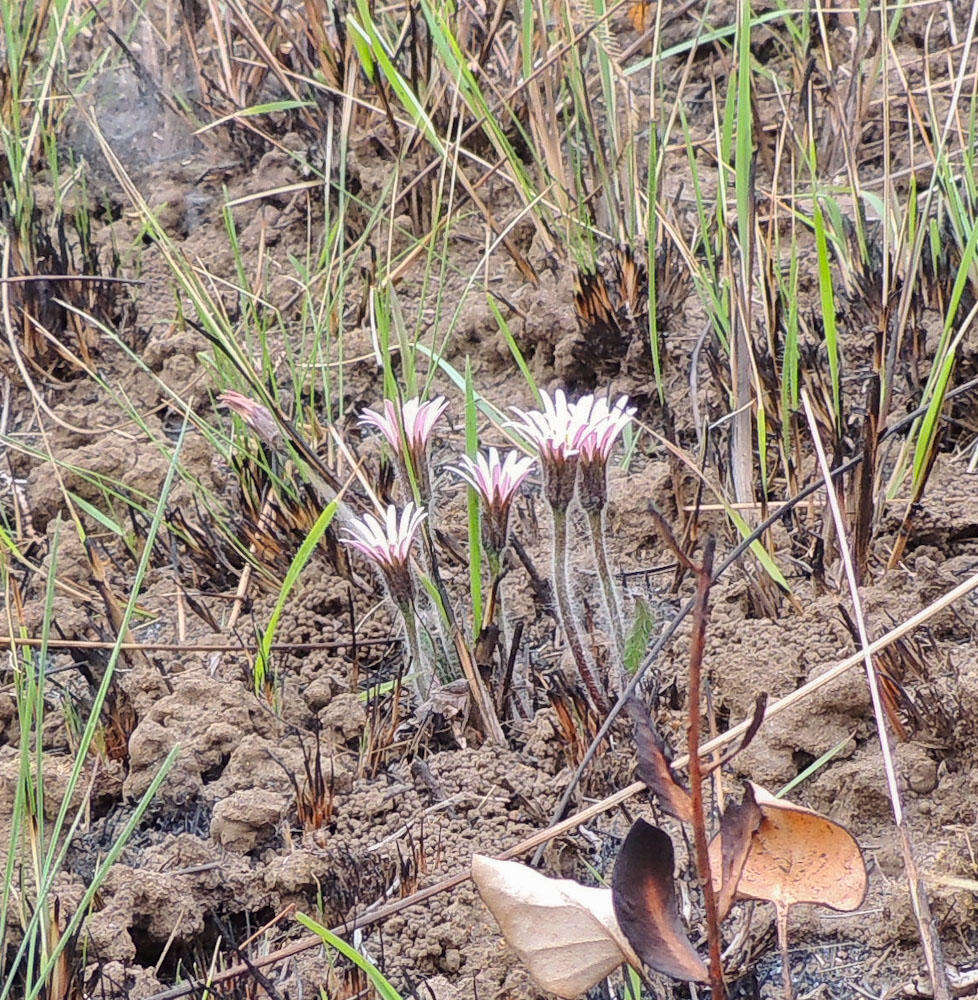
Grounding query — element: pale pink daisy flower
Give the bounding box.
[360,396,448,468]
[573,394,635,510]
[341,502,426,606]
[510,389,588,510]
[453,448,535,555]
[219,390,281,447]
[574,394,635,462]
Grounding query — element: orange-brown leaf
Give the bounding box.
[709,783,867,914]
[627,1,651,32]
[712,785,763,920]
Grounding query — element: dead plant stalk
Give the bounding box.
[685,536,726,997]
[801,389,951,1000]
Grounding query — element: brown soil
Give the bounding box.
[3,2,978,999]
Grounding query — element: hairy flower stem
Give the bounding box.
[399,602,431,699]
[551,506,610,715]
[416,515,463,683]
[586,509,626,666]
[486,551,508,651]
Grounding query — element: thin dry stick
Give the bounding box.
[801,389,951,1000]
[0,636,397,653]
[452,627,506,745]
[686,537,726,998]
[140,568,978,1000]
[776,905,792,1000]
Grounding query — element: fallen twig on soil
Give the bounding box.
[0,637,400,652]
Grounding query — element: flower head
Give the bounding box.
[573,394,634,511]
[360,396,448,464]
[341,502,426,606]
[510,389,587,510]
[219,390,281,447]
[574,394,635,462]
[453,448,535,555]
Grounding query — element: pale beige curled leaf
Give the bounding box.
[471,854,640,998]
[709,781,868,913]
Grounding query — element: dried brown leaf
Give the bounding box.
[611,819,709,983]
[472,855,640,999]
[48,898,71,1000]
[711,785,764,920]
[627,1,651,34]
[707,693,768,774]
[708,782,868,913]
[626,698,694,823]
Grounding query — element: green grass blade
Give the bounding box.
[776,734,852,799]
[254,500,338,693]
[487,297,541,406]
[26,748,179,1000]
[351,0,443,154]
[414,345,512,431]
[197,99,314,135]
[40,419,187,875]
[296,913,403,1000]
[464,359,484,638]
[1,417,189,999]
[67,492,125,537]
[728,507,791,591]
[812,196,841,429]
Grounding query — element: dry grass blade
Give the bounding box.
[452,626,505,744]
[801,389,951,1000]
[46,899,72,1000]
